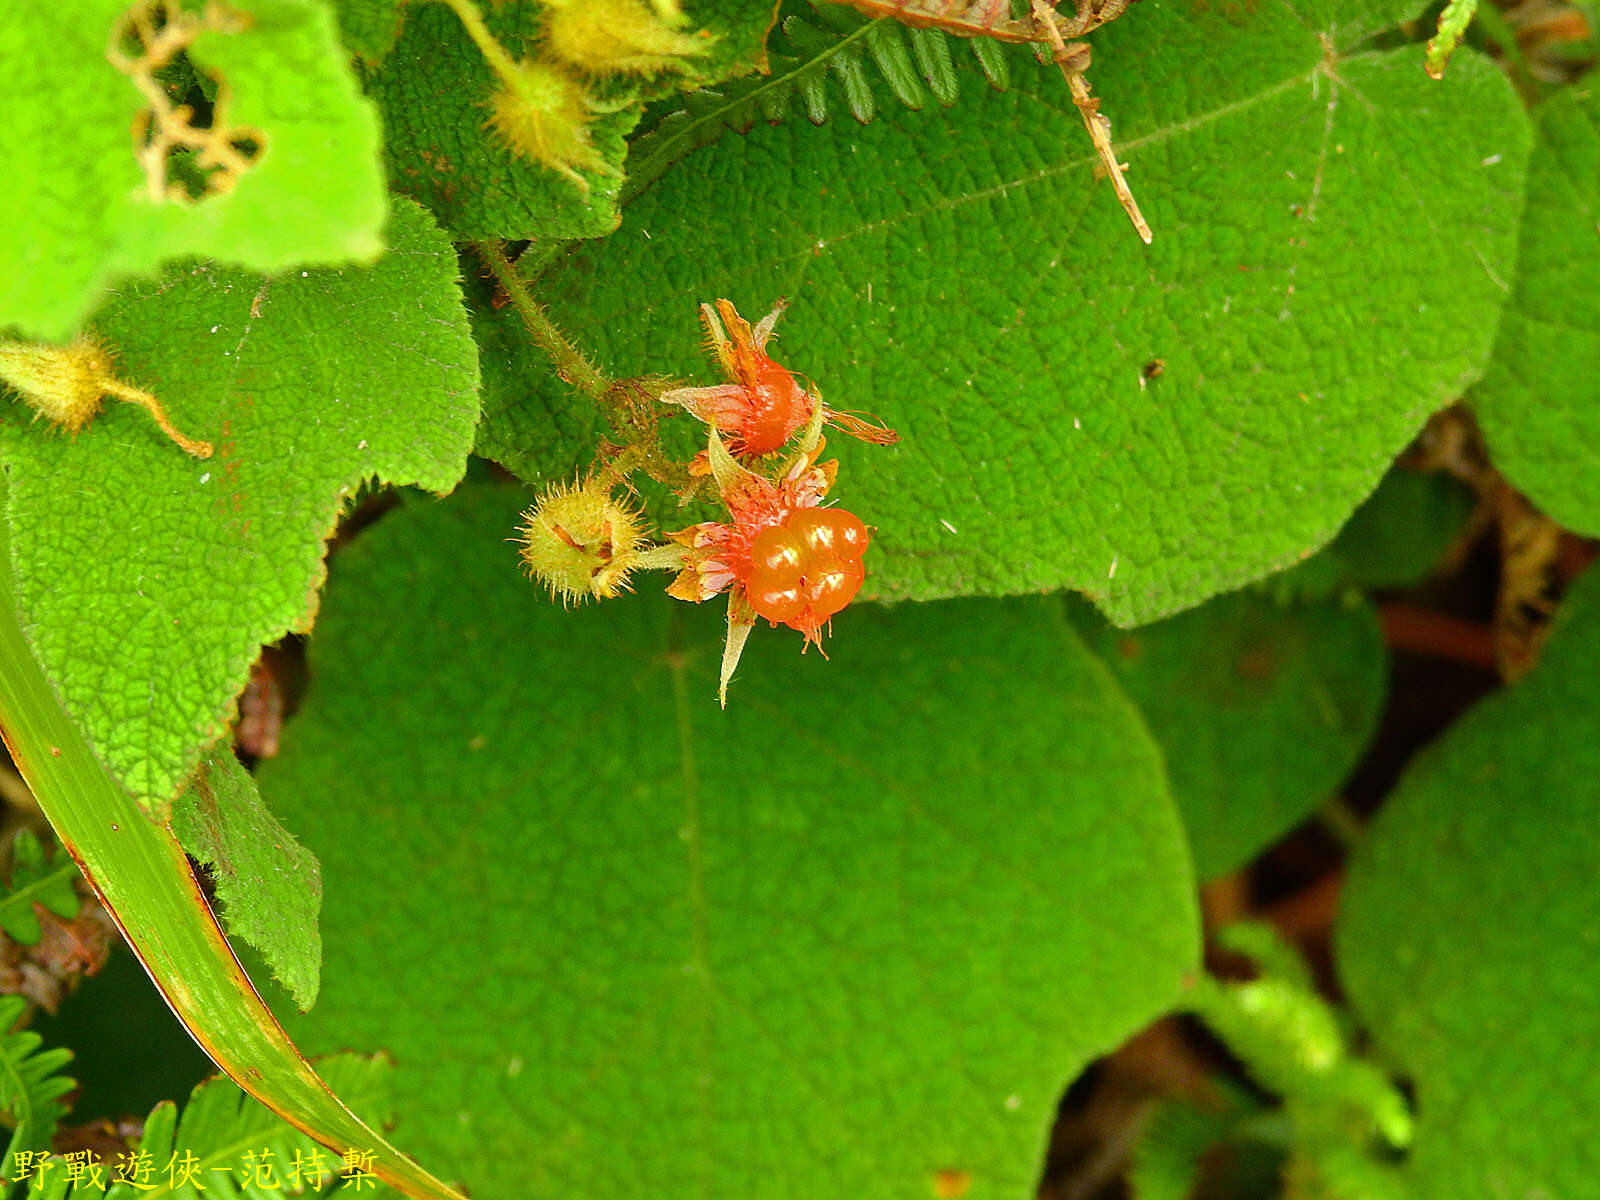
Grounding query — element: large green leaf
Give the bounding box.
[259,484,1200,1200]
[478,0,1528,625]
[0,198,480,815]
[328,0,405,64]
[0,0,386,341]
[1472,85,1600,536]
[1335,567,1600,1199]
[366,0,774,240]
[1071,589,1385,879]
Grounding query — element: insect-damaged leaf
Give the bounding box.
[259,484,1200,1200]
[476,0,1528,625]
[0,0,386,341]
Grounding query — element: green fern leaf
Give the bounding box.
[0,832,80,949]
[18,1053,392,1198]
[0,995,76,1188]
[1128,1100,1228,1200]
[624,0,1014,200]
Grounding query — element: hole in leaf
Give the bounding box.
[108,0,268,203]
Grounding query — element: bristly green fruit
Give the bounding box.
[487,60,615,188]
[516,479,649,602]
[542,0,712,77]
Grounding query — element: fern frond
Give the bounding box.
[1127,1075,1268,1200]
[18,1053,392,1198]
[624,0,1015,200]
[0,995,76,1188]
[0,832,81,947]
[1128,1099,1228,1200]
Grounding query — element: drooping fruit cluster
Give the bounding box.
[659,300,897,701]
[512,298,897,706]
[745,509,870,631]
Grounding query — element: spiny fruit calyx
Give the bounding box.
[541,0,712,77]
[517,479,679,604]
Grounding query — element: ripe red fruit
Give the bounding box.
[748,581,805,624]
[749,525,806,587]
[660,300,898,460]
[805,557,864,620]
[787,508,869,560]
[742,506,871,635]
[739,359,813,457]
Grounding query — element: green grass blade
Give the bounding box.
[0,527,461,1200]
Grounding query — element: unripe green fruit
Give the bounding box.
[486,60,609,188]
[542,0,710,77]
[516,481,647,604]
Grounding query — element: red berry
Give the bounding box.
[749,526,808,587]
[739,360,811,456]
[826,510,870,559]
[787,508,870,561]
[805,557,865,620]
[787,508,837,558]
[748,581,805,624]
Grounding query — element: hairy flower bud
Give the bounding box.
[0,337,112,431]
[0,336,212,457]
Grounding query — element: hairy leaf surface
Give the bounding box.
[1473,85,1600,535]
[261,484,1199,1200]
[1072,590,1385,879]
[172,747,323,1011]
[1336,567,1600,1199]
[0,200,480,815]
[1268,464,1478,601]
[479,0,1527,624]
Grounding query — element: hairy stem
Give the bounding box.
[102,379,213,458]
[432,0,524,87]
[477,242,612,400]
[477,243,705,496]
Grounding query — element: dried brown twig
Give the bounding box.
[835,0,1152,242]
